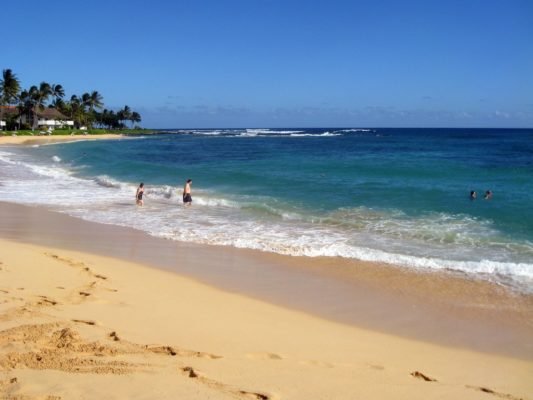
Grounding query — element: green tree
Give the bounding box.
[49,98,66,112]
[131,111,141,128]
[67,95,85,128]
[86,91,104,127]
[29,82,52,129]
[51,84,65,101]
[117,105,132,127]
[0,69,21,105]
[88,91,103,111]
[17,89,33,129]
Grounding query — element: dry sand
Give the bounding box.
[1,236,532,399]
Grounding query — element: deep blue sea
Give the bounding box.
[1,128,532,291]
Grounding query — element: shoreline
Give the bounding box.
[0,205,532,399]
[0,134,125,145]
[1,201,532,361]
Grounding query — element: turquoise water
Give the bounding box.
[1,128,532,290]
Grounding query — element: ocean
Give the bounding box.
[1,128,532,292]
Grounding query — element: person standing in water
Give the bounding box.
[484,190,493,200]
[136,183,145,206]
[470,190,477,200]
[183,179,192,206]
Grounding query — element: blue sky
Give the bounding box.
[3,0,532,128]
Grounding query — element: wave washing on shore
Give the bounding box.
[1,128,533,292]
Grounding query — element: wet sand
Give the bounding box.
[1,201,532,360]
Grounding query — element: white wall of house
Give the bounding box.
[36,119,74,128]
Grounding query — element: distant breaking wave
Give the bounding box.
[156,128,360,137]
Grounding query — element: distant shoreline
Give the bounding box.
[0,128,158,145]
[0,133,126,145]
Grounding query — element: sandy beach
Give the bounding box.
[0,201,532,399]
[0,134,124,146]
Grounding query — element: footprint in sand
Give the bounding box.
[465,385,523,400]
[182,366,199,378]
[147,345,178,356]
[411,371,437,382]
[0,376,18,391]
[37,296,58,306]
[180,367,271,400]
[246,352,284,361]
[71,319,97,326]
[301,360,334,368]
[45,253,90,271]
[239,391,271,400]
[146,345,221,359]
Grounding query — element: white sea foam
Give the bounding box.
[193,196,240,208]
[289,132,342,137]
[245,129,304,135]
[145,185,179,199]
[94,175,124,189]
[192,130,226,136]
[52,155,61,162]
[340,128,373,132]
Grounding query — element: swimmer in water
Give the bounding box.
[183,179,192,206]
[136,183,144,206]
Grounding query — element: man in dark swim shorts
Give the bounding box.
[183,179,192,206]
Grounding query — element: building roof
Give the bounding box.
[0,106,68,120]
[34,107,68,120]
[0,105,19,117]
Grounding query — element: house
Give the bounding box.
[0,106,74,129]
[0,106,17,130]
[33,107,74,128]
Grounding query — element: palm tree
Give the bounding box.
[28,82,52,130]
[131,111,141,128]
[67,95,84,127]
[0,69,21,105]
[49,98,66,112]
[80,92,92,126]
[51,84,65,101]
[118,105,132,127]
[84,91,104,127]
[88,91,103,111]
[17,89,32,129]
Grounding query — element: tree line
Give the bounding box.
[0,69,141,130]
